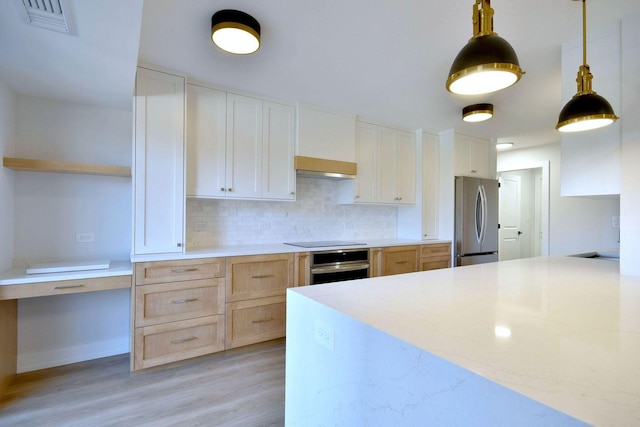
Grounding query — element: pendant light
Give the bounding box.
[462,103,494,122]
[556,0,618,132]
[211,10,261,55]
[446,0,523,95]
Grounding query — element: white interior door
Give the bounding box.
[499,174,522,261]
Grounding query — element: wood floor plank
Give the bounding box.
[0,340,285,427]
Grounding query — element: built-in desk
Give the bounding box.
[0,262,132,397]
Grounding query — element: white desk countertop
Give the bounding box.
[290,256,640,425]
[0,261,132,286]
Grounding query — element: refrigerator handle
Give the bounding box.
[475,184,487,245]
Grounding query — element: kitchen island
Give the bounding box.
[285,256,639,426]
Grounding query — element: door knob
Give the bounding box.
[517,231,523,235]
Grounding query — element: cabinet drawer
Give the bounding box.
[382,246,419,276]
[226,254,293,302]
[0,275,131,300]
[135,258,224,285]
[420,258,451,271]
[225,296,286,349]
[421,244,451,257]
[134,315,224,370]
[135,278,225,327]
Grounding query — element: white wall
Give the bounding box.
[12,95,132,372]
[0,78,15,272]
[620,12,640,276]
[498,143,620,256]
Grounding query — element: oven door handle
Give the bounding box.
[311,263,370,274]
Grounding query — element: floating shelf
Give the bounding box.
[3,157,131,177]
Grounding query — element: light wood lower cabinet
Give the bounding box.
[134,315,225,370]
[132,258,226,371]
[225,254,293,349]
[370,245,420,277]
[225,295,286,349]
[420,243,452,271]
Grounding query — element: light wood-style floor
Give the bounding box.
[0,340,285,427]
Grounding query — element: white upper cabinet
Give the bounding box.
[186,87,295,201]
[262,101,296,199]
[339,121,416,205]
[133,67,185,255]
[453,133,492,178]
[560,22,621,197]
[296,105,356,162]
[398,131,440,240]
[226,93,263,199]
[186,84,226,198]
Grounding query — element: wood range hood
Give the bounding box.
[294,156,357,180]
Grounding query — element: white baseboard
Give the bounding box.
[17,337,130,373]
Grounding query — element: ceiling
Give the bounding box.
[1,0,638,150]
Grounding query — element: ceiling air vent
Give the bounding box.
[15,0,76,35]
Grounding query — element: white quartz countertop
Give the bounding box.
[0,261,132,286]
[130,239,449,263]
[290,256,640,426]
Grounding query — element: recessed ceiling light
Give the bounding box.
[496,142,514,150]
[462,103,493,122]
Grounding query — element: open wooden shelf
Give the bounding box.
[3,157,131,177]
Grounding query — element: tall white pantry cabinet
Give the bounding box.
[133,67,185,255]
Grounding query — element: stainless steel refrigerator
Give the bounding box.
[454,176,499,266]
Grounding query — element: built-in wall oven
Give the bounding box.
[310,248,370,285]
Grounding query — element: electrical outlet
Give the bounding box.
[76,232,95,243]
[315,321,334,351]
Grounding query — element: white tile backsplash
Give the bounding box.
[186,177,398,248]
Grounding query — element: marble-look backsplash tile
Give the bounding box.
[186,177,397,248]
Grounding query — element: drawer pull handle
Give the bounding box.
[172,298,199,304]
[171,268,198,273]
[171,336,198,345]
[252,317,274,324]
[251,274,275,279]
[54,285,84,290]
[395,261,408,264]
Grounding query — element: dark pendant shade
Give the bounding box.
[556,93,618,132]
[447,34,523,95]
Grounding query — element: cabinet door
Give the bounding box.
[469,138,490,178]
[134,68,185,255]
[226,94,262,198]
[377,126,398,204]
[382,246,419,276]
[422,132,439,239]
[354,122,378,203]
[262,101,296,200]
[396,130,416,205]
[186,84,226,198]
[454,134,491,178]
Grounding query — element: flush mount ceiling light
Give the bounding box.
[211,9,260,55]
[556,0,618,132]
[462,103,494,122]
[446,0,523,95]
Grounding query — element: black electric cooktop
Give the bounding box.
[284,241,366,248]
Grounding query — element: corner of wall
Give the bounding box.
[0,78,16,271]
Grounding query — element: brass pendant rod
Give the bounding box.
[581,0,587,67]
